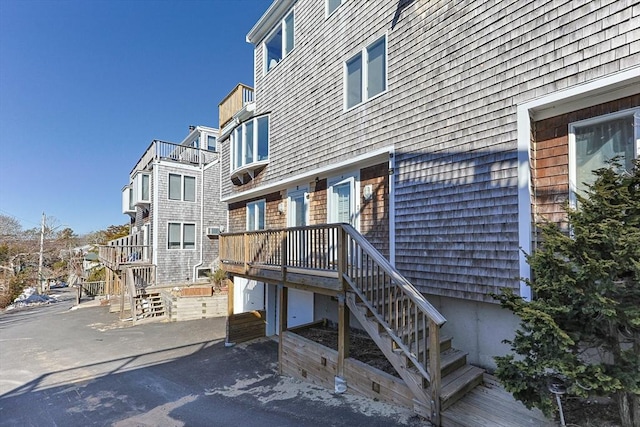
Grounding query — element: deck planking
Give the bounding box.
[442,375,555,427]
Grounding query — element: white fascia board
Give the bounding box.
[246,0,296,44]
[221,146,394,203]
[516,66,640,301]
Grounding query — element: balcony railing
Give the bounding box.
[130,140,217,176]
[218,83,254,130]
[98,233,152,270]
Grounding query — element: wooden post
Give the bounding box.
[337,293,350,379]
[119,270,126,320]
[281,230,288,283]
[428,318,441,426]
[227,278,234,317]
[244,233,250,274]
[278,284,288,375]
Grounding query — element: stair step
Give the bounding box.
[440,348,468,377]
[440,364,485,410]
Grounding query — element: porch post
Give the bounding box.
[278,284,288,375]
[429,318,442,426]
[337,293,350,378]
[336,225,350,386]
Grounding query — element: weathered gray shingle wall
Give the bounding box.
[223,0,639,301]
[154,159,225,285]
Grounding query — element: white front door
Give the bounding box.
[284,187,313,328]
[328,173,359,229]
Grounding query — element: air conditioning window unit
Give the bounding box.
[206,227,220,237]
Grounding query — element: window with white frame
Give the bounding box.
[231,116,269,171]
[168,173,196,202]
[207,135,217,151]
[345,36,387,110]
[569,108,639,205]
[168,222,196,250]
[133,172,150,205]
[264,10,294,73]
[327,0,345,16]
[247,200,266,231]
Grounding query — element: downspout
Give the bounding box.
[192,151,219,281]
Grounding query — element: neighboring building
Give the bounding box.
[219,0,639,365]
[120,125,226,286]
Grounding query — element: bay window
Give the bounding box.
[231,116,269,172]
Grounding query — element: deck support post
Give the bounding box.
[429,318,442,426]
[337,293,350,380]
[278,284,288,375]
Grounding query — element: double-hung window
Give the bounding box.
[168,174,196,202]
[569,108,639,205]
[231,116,269,171]
[247,200,266,231]
[265,10,294,73]
[207,135,217,151]
[345,36,387,110]
[168,223,196,250]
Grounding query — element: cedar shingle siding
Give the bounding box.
[221,0,639,302]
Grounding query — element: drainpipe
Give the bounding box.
[192,151,219,281]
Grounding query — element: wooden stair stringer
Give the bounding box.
[345,292,431,409]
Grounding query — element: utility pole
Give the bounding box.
[38,212,45,294]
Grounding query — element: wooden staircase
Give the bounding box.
[124,264,165,324]
[132,291,166,322]
[219,224,489,425]
[346,292,484,417]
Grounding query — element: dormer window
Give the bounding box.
[264,10,294,73]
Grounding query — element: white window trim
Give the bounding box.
[168,173,196,202]
[326,0,345,18]
[167,222,196,250]
[247,199,266,231]
[568,107,640,209]
[344,34,388,111]
[263,10,294,75]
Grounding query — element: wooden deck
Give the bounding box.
[442,375,555,427]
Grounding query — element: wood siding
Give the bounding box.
[220,0,639,302]
[154,159,226,285]
[533,94,640,227]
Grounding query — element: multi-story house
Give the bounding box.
[101,125,227,321]
[217,0,639,423]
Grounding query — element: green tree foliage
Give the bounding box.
[494,160,640,427]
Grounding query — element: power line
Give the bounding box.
[0,208,42,228]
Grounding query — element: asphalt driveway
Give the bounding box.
[0,288,425,426]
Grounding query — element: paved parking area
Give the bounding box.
[0,289,426,426]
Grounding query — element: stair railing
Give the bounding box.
[220,224,446,416]
[339,224,446,421]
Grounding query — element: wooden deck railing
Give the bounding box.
[130,140,217,176]
[218,83,254,129]
[98,233,152,270]
[81,281,106,296]
[219,223,446,417]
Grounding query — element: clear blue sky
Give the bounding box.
[0,0,271,234]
